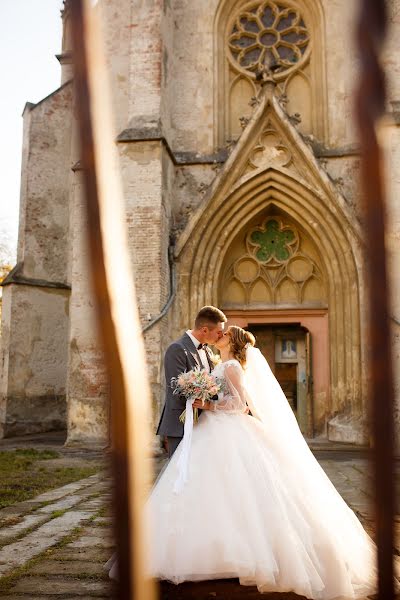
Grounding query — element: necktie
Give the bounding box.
[198,343,207,350]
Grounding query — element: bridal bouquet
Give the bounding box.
[171,368,222,424]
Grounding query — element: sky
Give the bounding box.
[0,1,63,263]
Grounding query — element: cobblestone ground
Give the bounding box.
[0,444,399,599]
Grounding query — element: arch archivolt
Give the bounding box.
[176,167,364,421]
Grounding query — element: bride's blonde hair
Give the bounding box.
[228,326,256,368]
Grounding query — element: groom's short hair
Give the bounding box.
[195,306,227,329]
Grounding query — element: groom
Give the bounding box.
[157,306,227,457]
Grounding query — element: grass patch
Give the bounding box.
[46,524,85,551]
[15,448,59,460]
[50,509,67,519]
[95,504,111,519]
[65,571,109,581]
[0,449,99,509]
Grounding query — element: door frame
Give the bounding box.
[224,308,330,437]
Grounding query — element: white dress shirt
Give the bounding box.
[186,330,210,372]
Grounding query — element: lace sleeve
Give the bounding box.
[213,361,249,413]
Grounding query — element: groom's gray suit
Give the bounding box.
[156,332,214,457]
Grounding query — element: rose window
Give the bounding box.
[228,1,310,78]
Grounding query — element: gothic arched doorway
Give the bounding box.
[175,169,364,442]
[174,90,366,443]
[219,212,328,437]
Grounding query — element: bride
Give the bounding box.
[143,325,377,599]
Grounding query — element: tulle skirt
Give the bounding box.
[146,411,377,599]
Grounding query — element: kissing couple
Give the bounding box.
[114,306,377,598]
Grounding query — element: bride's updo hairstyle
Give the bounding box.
[228,326,255,368]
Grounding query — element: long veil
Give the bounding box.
[245,345,310,451]
[243,346,377,582]
[244,345,331,496]
[244,345,331,473]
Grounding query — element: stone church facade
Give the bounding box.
[1,0,400,448]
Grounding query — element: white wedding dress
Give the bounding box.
[145,349,377,600]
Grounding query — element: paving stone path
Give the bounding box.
[0,451,398,599]
[0,472,116,599]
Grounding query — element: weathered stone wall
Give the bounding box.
[0,286,69,437]
[125,0,163,133]
[3,0,400,449]
[0,83,73,437]
[98,0,132,133]
[118,140,172,427]
[321,0,400,448]
[18,85,72,281]
[164,0,218,153]
[323,0,359,148]
[385,0,400,105]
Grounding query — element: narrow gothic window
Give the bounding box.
[215,0,327,146]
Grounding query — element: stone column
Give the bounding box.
[117,141,173,430]
[65,171,109,447]
[117,0,174,430]
[65,0,175,444]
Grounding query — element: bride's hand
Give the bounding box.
[193,399,213,410]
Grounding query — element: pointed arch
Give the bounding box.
[283,68,312,134]
[174,85,366,442]
[176,167,363,427]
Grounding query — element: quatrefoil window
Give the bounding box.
[249,219,297,263]
[228,0,310,77]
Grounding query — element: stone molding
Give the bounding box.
[116,127,228,166]
[1,263,71,291]
[312,143,360,158]
[56,52,72,65]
